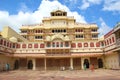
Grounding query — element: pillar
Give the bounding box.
[70,58,73,70]
[44,58,47,71]
[81,58,84,70]
[32,58,36,70]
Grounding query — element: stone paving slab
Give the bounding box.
[0,69,120,80]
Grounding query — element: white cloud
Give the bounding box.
[80,0,90,10]
[0,0,86,32]
[87,0,102,4]
[98,17,112,36]
[79,0,102,10]
[18,3,31,12]
[103,0,120,12]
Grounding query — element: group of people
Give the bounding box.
[84,64,94,71]
[0,63,10,72]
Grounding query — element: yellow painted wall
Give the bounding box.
[0,54,14,71]
[105,53,119,69]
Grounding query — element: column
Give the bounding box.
[70,58,73,70]
[44,58,47,71]
[32,58,36,70]
[81,58,84,70]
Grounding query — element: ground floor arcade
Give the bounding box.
[13,57,104,71]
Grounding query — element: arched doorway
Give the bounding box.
[14,60,19,69]
[98,59,103,68]
[83,59,89,68]
[28,60,33,69]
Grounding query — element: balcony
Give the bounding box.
[45,46,71,50]
[46,53,71,57]
[20,32,27,35]
[15,49,46,54]
[0,45,15,53]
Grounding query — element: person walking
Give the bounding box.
[84,64,86,70]
[5,63,9,71]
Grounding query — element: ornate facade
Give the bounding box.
[0,10,120,71]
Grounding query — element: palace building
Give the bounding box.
[0,9,120,71]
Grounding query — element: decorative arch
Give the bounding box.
[78,43,82,47]
[98,58,103,68]
[51,34,64,41]
[28,60,33,69]
[90,42,94,47]
[84,43,88,47]
[83,59,89,68]
[14,60,19,70]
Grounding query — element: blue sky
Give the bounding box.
[0,0,120,36]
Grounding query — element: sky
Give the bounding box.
[0,0,120,36]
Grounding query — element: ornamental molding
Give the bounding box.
[46,34,70,41]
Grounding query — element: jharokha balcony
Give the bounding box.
[0,37,104,56]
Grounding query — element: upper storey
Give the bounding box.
[51,10,67,16]
[42,10,75,27]
[20,9,99,41]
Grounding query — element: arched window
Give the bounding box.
[12,43,16,48]
[65,42,69,47]
[4,40,6,46]
[22,44,26,48]
[56,42,59,47]
[7,42,9,47]
[40,44,44,48]
[105,41,107,46]
[47,42,51,47]
[34,44,38,48]
[52,42,55,47]
[0,39,3,45]
[78,43,82,47]
[60,42,63,47]
[90,42,94,47]
[10,43,12,48]
[52,30,54,33]
[64,29,66,32]
[28,44,32,48]
[17,44,20,48]
[84,43,88,47]
[71,43,76,48]
[109,38,112,44]
[112,37,115,42]
[96,42,100,47]
[58,30,60,33]
[75,29,77,32]
[107,40,109,45]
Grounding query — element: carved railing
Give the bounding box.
[0,45,15,53]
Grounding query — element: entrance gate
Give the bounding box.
[98,59,103,68]
[28,60,33,69]
[14,60,19,69]
[83,59,89,68]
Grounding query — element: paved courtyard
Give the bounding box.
[0,69,120,80]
